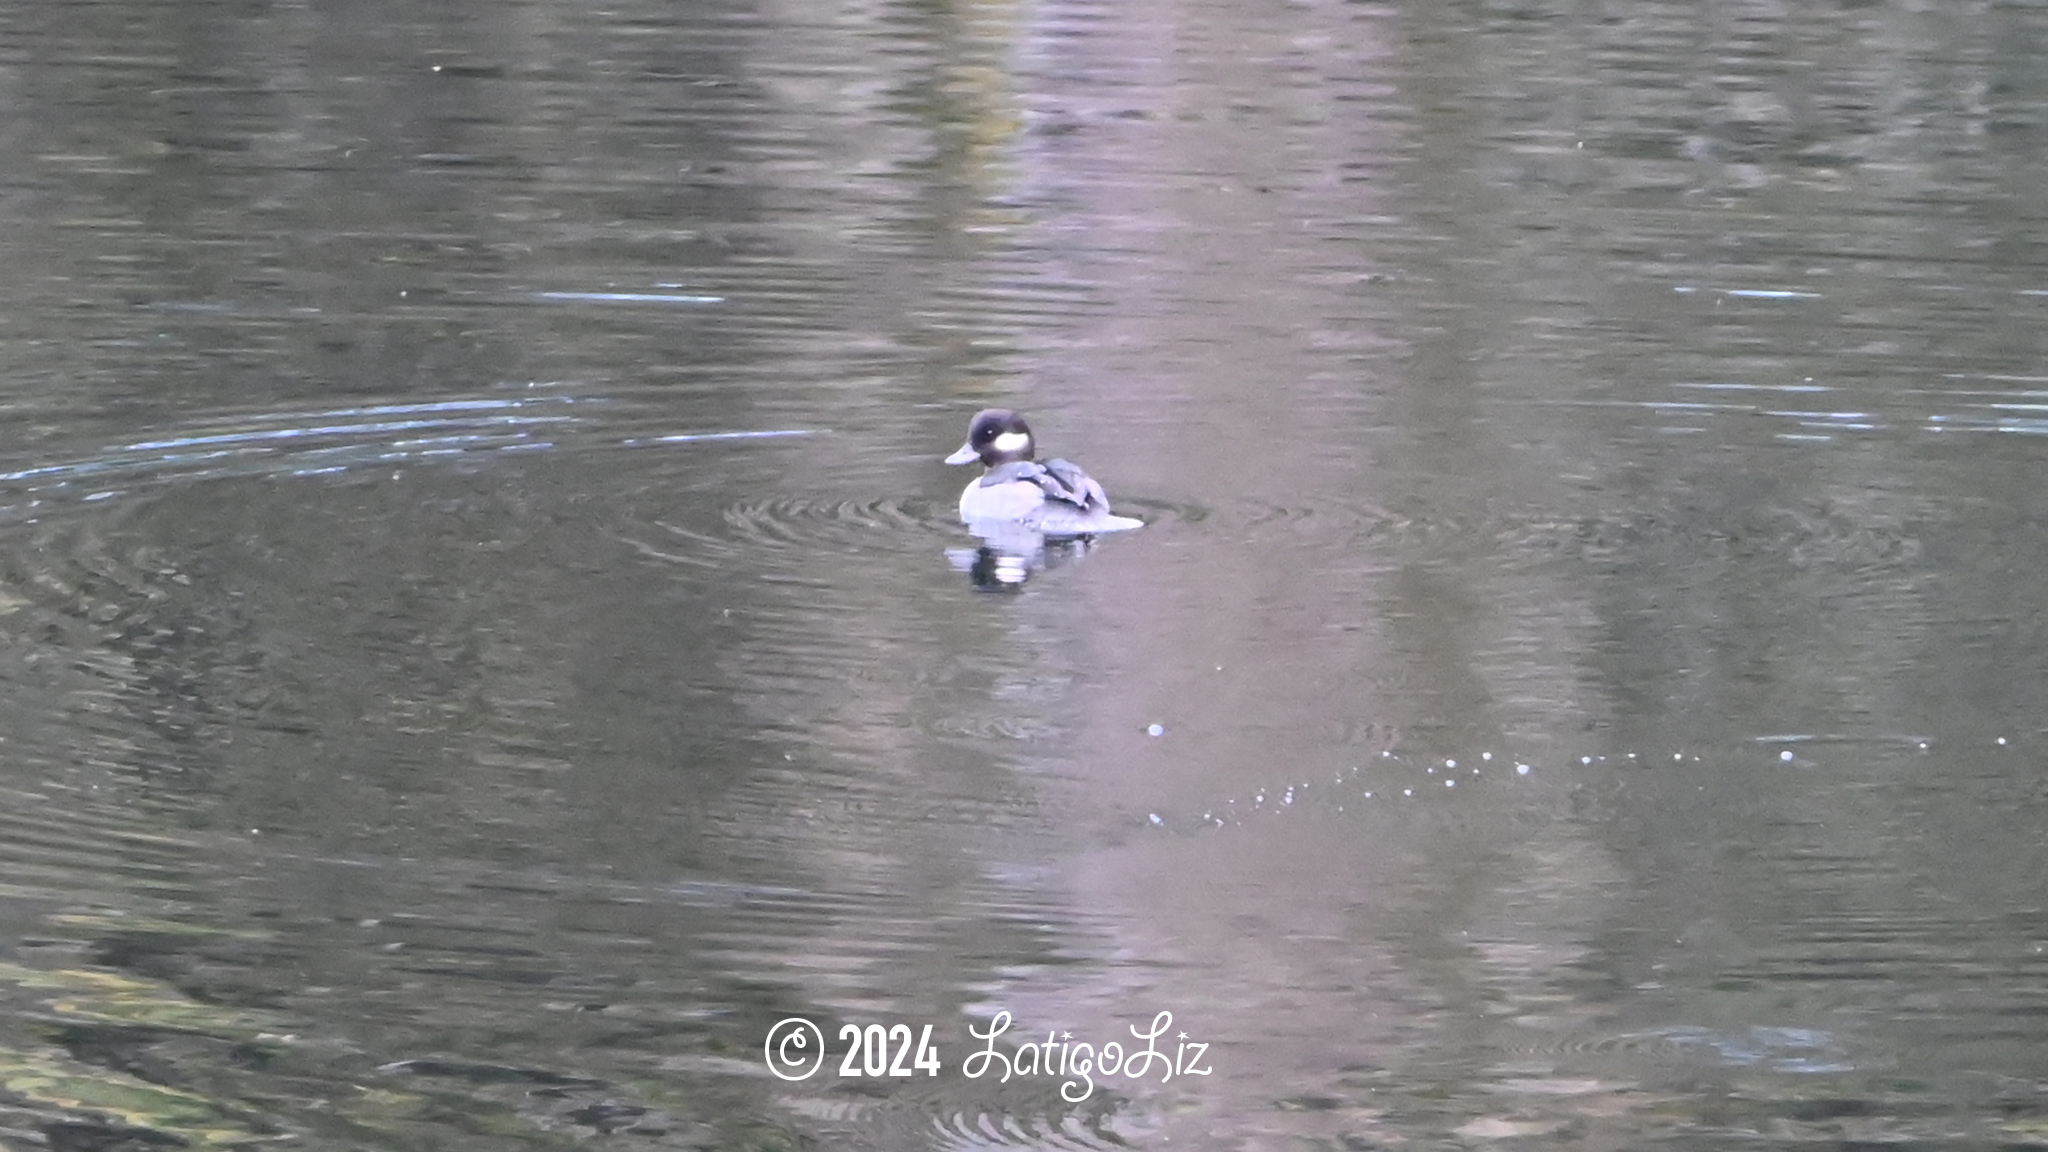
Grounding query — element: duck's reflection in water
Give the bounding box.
[946,521,1103,591]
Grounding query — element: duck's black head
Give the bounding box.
[944,408,1036,467]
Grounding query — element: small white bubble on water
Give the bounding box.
[1283,788,1294,805]
[1918,742,1928,750]
[1446,759,1457,769]
[1997,737,2009,746]
[1516,764,1530,775]
[1780,750,1795,762]
[1674,753,1683,761]
[1581,756,1593,764]
[1149,813,1162,825]
[1445,779,1455,788]
[1147,723,1165,737]
[1402,788,1413,797]
[1482,752,1493,761]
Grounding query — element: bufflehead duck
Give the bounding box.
[943,409,1143,535]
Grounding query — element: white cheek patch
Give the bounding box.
[992,431,1031,454]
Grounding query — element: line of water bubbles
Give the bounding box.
[1144,733,2009,831]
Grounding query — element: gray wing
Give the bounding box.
[1034,458,1111,513]
[979,459,1112,513]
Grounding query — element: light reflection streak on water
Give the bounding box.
[1655,382,2048,434]
[1670,287,1824,299]
[1673,381,1832,393]
[112,415,574,456]
[644,430,819,444]
[534,291,725,304]
[143,291,727,310]
[1566,387,2048,437]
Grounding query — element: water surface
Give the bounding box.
[2,0,2047,1148]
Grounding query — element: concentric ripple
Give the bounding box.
[0,391,823,525]
[721,495,954,549]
